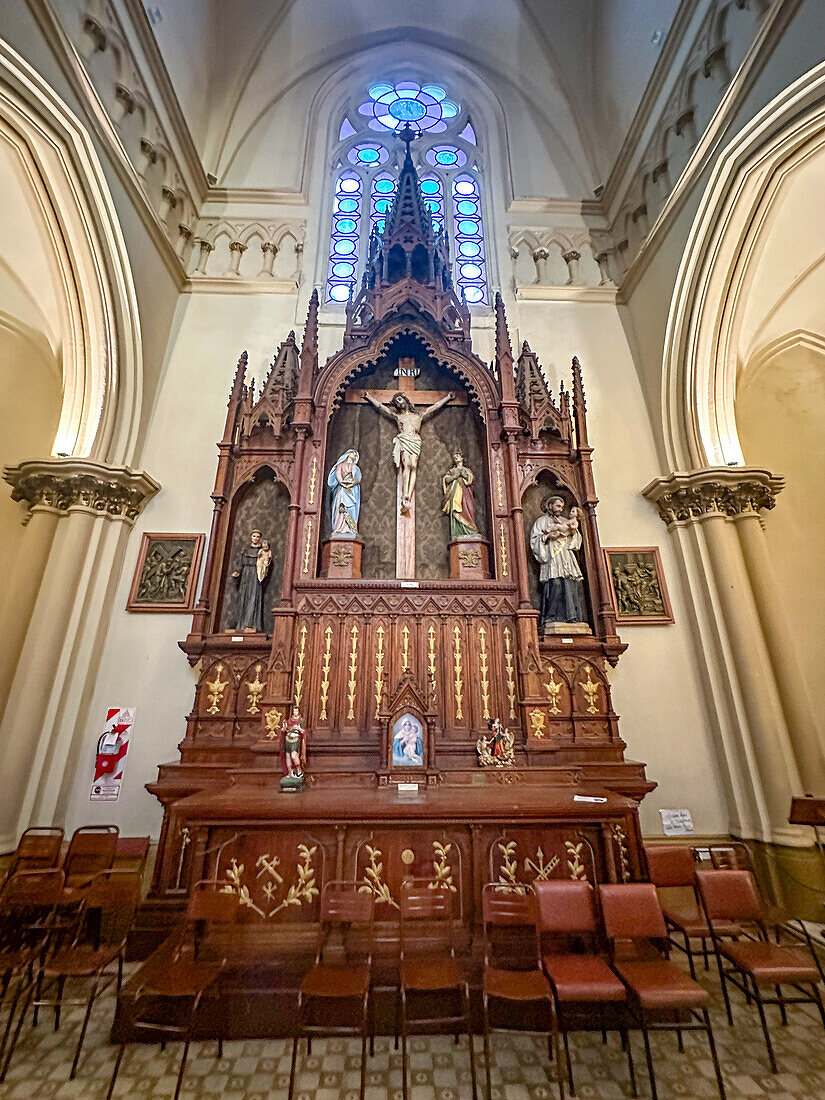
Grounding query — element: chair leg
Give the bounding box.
[173,1037,192,1100]
[70,979,100,1079]
[811,982,825,1029]
[31,970,43,1028]
[621,1024,637,1099]
[751,978,777,1073]
[287,1035,299,1100]
[776,985,788,1026]
[703,1009,726,1100]
[684,932,696,979]
[702,936,710,971]
[106,1043,127,1100]
[548,1018,565,1100]
[0,981,34,1082]
[482,995,492,1100]
[401,989,409,1100]
[712,947,734,1026]
[639,1013,658,1100]
[54,975,65,1030]
[561,1029,575,1096]
[464,985,477,1100]
[0,977,25,1069]
[360,1031,367,1100]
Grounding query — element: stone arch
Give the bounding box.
[662,60,825,470]
[0,40,142,466]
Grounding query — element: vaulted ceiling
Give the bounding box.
[148,0,680,193]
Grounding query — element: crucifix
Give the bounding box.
[346,359,466,578]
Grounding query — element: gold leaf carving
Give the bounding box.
[245,664,265,714]
[206,664,227,714]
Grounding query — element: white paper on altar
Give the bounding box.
[660,808,695,836]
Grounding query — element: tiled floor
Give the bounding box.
[2,960,825,1099]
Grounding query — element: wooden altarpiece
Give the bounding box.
[136,141,654,1016]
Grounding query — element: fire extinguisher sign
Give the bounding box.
[90,707,136,802]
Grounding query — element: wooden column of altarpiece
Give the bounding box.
[141,148,654,963]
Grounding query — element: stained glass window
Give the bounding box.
[325,80,488,305]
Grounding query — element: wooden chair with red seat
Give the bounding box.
[3,828,63,882]
[62,826,119,893]
[535,879,636,1098]
[696,868,825,1073]
[708,842,787,941]
[288,881,374,1100]
[646,845,739,980]
[599,883,726,1100]
[481,883,565,1100]
[0,869,141,1082]
[106,879,239,1100]
[0,869,64,1068]
[398,878,477,1100]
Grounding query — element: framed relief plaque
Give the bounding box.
[603,546,673,625]
[127,533,205,612]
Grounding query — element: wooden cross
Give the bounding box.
[344,358,468,408]
[346,359,466,579]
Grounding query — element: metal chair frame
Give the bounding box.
[481,883,565,1100]
[288,880,375,1100]
[696,868,825,1073]
[398,878,477,1100]
[535,878,637,1098]
[645,844,718,978]
[0,869,142,1082]
[0,869,65,1069]
[106,879,239,1100]
[599,883,726,1100]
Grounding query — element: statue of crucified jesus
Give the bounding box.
[365,390,453,515]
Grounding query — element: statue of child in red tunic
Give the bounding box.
[280,705,307,791]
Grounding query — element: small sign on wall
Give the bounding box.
[90,708,136,802]
[660,808,695,837]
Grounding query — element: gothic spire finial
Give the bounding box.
[494,292,513,361]
[302,288,319,355]
[222,350,247,443]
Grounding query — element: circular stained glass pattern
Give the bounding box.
[458,240,480,257]
[337,197,359,213]
[464,286,484,303]
[348,143,388,166]
[374,177,395,194]
[332,261,355,278]
[425,145,467,170]
[358,81,459,133]
[329,284,351,302]
[327,171,363,303]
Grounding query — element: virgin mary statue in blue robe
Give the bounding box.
[328,450,361,536]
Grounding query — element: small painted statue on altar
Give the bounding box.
[442,450,480,538]
[327,449,361,536]
[280,705,307,791]
[229,529,271,633]
[530,495,589,631]
[476,717,516,768]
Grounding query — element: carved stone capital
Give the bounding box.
[643,467,784,528]
[3,459,160,523]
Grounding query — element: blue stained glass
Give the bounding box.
[375,178,395,193]
[460,262,481,279]
[457,218,479,235]
[374,198,391,213]
[436,149,458,165]
[374,218,386,233]
[458,240,480,257]
[357,148,380,163]
[422,84,447,101]
[420,178,440,194]
[425,200,441,213]
[332,261,355,278]
[368,83,394,100]
[339,118,356,140]
[329,283,351,302]
[464,286,484,303]
[335,217,357,233]
[456,199,478,215]
[389,98,426,121]
[458,121,476,144]
[454,179,475,195]
[333,238,356,256]
[441,100,459,118]
[339,177,361,193]
[337,197,359,213]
